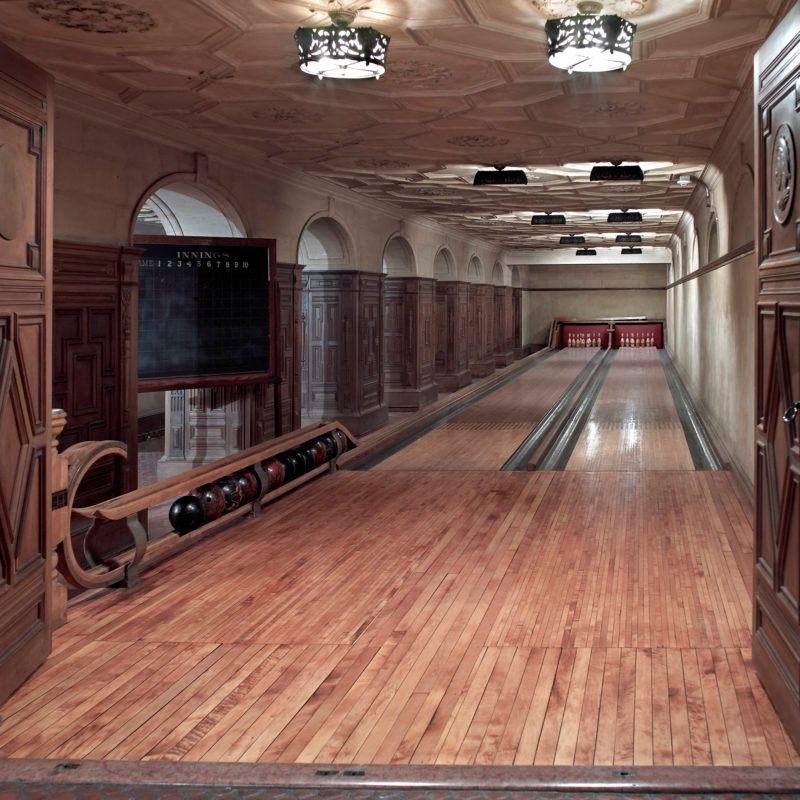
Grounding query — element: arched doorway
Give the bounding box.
[132,181,249,486]
[297,216,355,424]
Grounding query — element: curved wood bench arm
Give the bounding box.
[58,440,146,590]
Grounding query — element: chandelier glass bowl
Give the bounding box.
[546,1,636,74]
[294,4,390,80]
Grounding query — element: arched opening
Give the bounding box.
[383,235,416,276]
[297,216,356,423]
[131,181,249,496]
[468,255,484,282]
[434,247,455,279]
[708,214,719,264]
[491,261,504,285]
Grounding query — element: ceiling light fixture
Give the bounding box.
[590,161,644,182]
[531,213,567,225]
[294,1,390,80]
[560,234,586,245]
[616,233,642,243]
[621,247,643,255]
[676,174,712,207]
[473,166,528,186]
[607,210,642,223]
[576,248,597,256]
[545,1,636,75]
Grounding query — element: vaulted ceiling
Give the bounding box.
[0,0,790,249]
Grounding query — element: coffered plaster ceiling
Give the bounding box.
[0,0,788,250]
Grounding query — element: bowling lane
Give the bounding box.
[375,348,598,470]
[566,347,695,471]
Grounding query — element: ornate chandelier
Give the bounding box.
[545,1,636,74]
[294,2,390,80]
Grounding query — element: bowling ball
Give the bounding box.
[331,429,348,456]
[293,447,313,474]
[311,440,327,466]
[234,469,260,504]
[191,483,226,522]
[300,443,318,469]
[168,495,204,535]
[215,475,243,512]
[262,457,285,491]
[277,451,301,482]
[320,434,337,460]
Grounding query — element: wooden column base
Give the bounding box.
[469,358,495,379]
[494,350,515,367]
[337,403,389,436]
[436,369,471,392]
[386,382,438,412]
[513,346,525,360]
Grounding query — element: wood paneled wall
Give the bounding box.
[513,288,523,359]
[53,241,139,502]
[302,270,388,435]
[384,276,437,410]
[435,281,471,392]
[469,284,496,378]
[494,286,514,366]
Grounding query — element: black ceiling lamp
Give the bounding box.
[531,213,567,225]
[616,233,642,243]
[560,234,586,245]
[294,1,390,80]
[473,166,528,186]
[576,248,597,256]
[607,210,643,223]
[590,161,644,182]
[545,1,637,75]
[621,247,643,255]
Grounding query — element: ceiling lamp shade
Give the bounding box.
[616,233,642,243]
[621,247,643,254]
[294,3,390,80]
[576,248,597,256]
[607,210,642,223]
[531,213,567,225]
[473,167,528,186]
[545,1,636,75]
[560,234,586,245]
[590,163,644,182]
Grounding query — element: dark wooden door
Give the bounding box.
[0,44,53,704]
[754,2,800,750]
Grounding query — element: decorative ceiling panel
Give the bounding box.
[0,0,790,248]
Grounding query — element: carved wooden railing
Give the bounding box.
[51,412,357,617]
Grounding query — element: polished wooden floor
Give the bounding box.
[567,348,695,472]
[2,347,795,767]
[376,349,596,470]
[1,467,795,766]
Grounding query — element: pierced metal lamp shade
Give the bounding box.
[294,24,390,79]
[546,10,636,74]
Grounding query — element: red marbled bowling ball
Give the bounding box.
[262,458,285,491]
[191,483,226,522]
[215,475,243,512]
[168,495,204,535]
[311,440,327,466]
[234,469,260,504]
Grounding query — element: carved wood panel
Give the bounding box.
[435,281,471,391]
[0,42,52,705]
[754,3,800,750]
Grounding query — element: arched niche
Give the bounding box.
[133,180,246,238]
[130,179,249,487]
[297,215,355,271]
[433,247,455,279]
[511,266,521,288]
[730,170,755,249]
[467,255,484,283]
[491,261,504,285]
[382,235,416,276]
[708,214,719,264]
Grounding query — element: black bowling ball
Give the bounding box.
[293,447,313,474]
[277,451,301,482]
[168,495,205,535]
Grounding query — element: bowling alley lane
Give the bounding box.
[373,348,598,471]
[565,347,696,471]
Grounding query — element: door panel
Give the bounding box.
[754,2,800,748]
[0,43,53,705]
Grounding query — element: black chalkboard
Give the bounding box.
[136,236,277,388]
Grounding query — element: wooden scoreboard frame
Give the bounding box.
[134,235,279,391]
